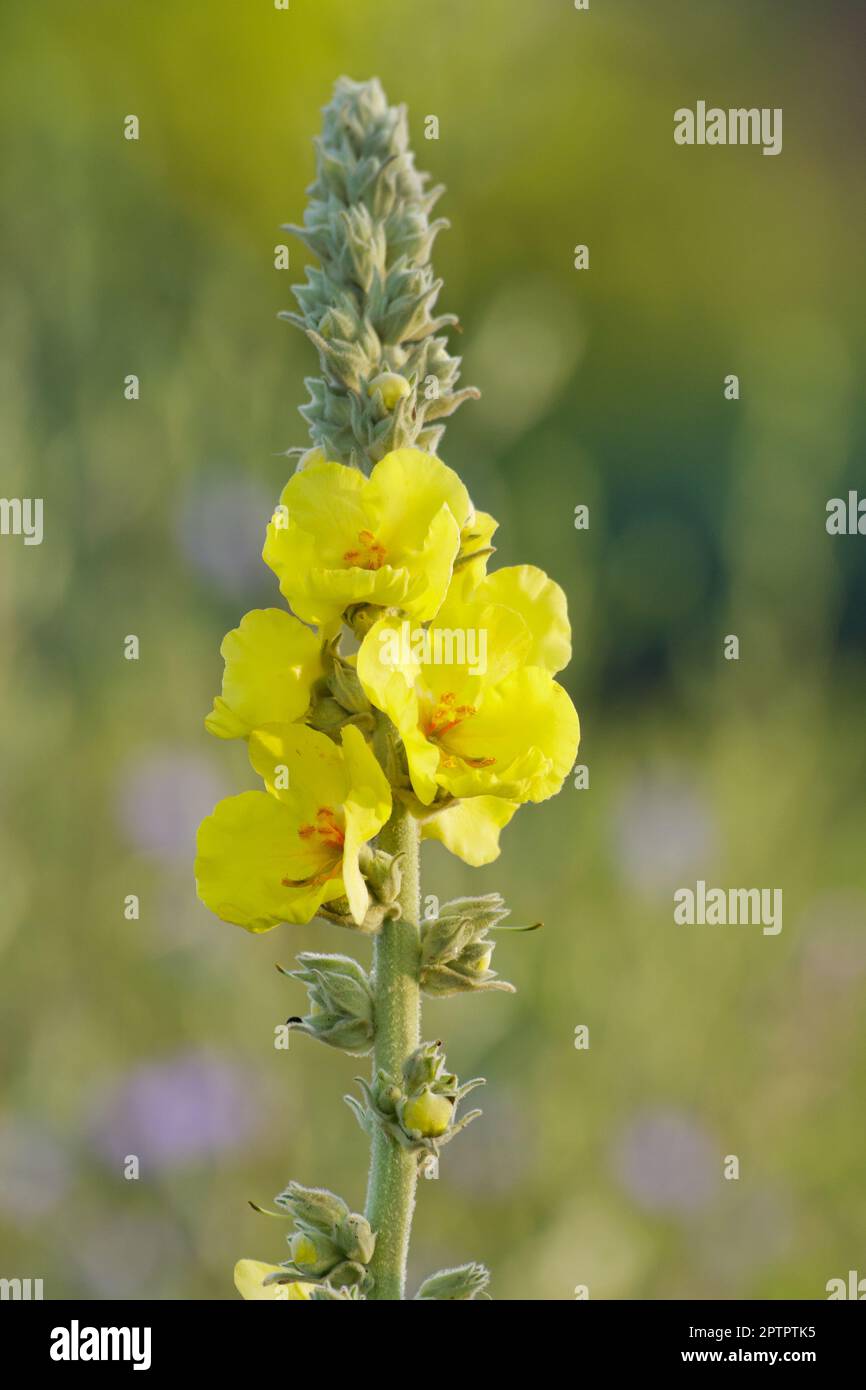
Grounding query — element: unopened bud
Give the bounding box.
[415,1262,491,1301]
[367,372,411,410]
[402,1086,453,1138]
[289,1230,341,1276]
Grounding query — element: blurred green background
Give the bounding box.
[1,0,865,1300]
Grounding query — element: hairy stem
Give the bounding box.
[364,801,421,1300]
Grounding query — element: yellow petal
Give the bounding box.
[195,791,344,931]
[233,1260,312,1301]
[443,565,571,674]
[356,617,440,804]
[248,723,349,817]
[439,670,580,802]
[450,509,499,598]
[421,796,519,866]
[365,448,471,552]
[205,609,322,740]
[339,724,393,924]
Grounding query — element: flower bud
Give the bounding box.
[275,1181,349,1233]
[367,372,412,410]
[289,1230,342,1276]
[309,1283,363,1301]
[348,1042,484,1156]
[419,894,519,996]
[337,1212,376,1265]
[401,1086,453,1138]
[358,844,405,909]
[285,953,374,1056]
[415,1262,491,1301]
[467,945,493,974]
[323,644,371,716]
[403,1039,454,1093]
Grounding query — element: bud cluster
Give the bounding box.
[264,1182,376,1296]
[346,1040,484,1160]
[282,76,478,470]
[420,893,516,997]
[283,953,374,1056]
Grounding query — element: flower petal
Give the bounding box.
[234,1260,312,1301]
[364,448,472,551]
[338,724,392,924]
[195,791,343,931]
[444,565,571,674]
[440,669,580,802]
[421,796,519,866]
[205,609,322,740]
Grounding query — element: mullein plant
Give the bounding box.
[195,77,580,1302]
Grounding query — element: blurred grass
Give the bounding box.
[1,0,865,1299]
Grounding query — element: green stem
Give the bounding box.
[364,800,421,1300]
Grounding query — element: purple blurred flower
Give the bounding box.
[115,749,227,863]
[612,769,716,896]
[88,1049,265,1171]
[612,1105,717,1215]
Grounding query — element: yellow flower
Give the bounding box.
[233,1260,312,1301]
[262,448,471,634]
[357,565,579,814]
[195,724,391,930]
[205,608,323,740]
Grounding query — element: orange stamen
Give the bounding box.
[344,529,387,571]
[422,692,496,767]
[281,807,345,889]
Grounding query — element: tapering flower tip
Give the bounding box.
[286,76,478,469]
[415,1262,491,1301]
